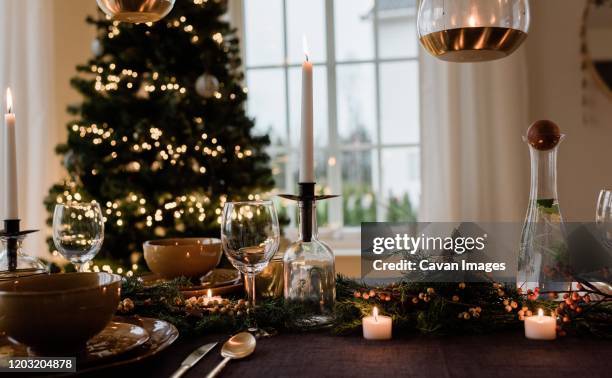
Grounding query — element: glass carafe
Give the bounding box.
[517,134,570,292]
[283,201,335,318]
[0,235,47,280]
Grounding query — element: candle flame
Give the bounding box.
[207,288,212,298]
[302,35,310,61]
[373,306,379,322]
[468,14,478,27]
[6,88,13,114]
[537,308,544,318]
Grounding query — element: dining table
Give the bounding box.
[80,330,612,378]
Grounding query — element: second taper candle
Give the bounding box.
[299,36,314,183]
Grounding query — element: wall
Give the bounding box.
[526,0,612,221]
[34,0,96,258]
[53,0,97,160]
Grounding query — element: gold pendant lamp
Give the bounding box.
[96,0,176,23]
[418,0,531,63]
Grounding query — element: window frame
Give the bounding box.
[233,0,421,235]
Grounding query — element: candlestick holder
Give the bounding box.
[280,183,339,322]
[0,219,47,281]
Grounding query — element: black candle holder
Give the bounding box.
[279,182,338,242]
[0,219,45,278]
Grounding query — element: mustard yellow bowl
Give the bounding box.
[0,272,121,354]
[143,238,222,279]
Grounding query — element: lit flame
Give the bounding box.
[373,306,379,322]
[6,88,13,114]
[537,308,544,318]
[468,14,478,27]
[207,288,212,298]
[302,35,310,62]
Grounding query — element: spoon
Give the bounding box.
[205,332,257,378]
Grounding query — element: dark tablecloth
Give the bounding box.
[83,331,612,378]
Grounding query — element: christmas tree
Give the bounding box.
[45,0,274,267]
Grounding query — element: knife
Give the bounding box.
[170,342,218,378]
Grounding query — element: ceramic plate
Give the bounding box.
[181,282,243,297]
[0,322,149,364]
[141,269,243,297]
[75,316,179,373]
[200,268,241,288]
[87,322,149,360]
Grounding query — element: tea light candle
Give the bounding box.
[524,308,556,340]
[200,288,223,306]
[362,306,392,340]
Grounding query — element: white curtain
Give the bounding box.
[419,48,531,222]
[0,0,59,257]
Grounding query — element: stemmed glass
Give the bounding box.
[596,189,612,248]
[53,202,105,272]
[221,201,280,312]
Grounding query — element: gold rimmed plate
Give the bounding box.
[140,268,243,297]
[200,268,241,288]
[0,322,149,364]
[87,322,149,360]
[75,316,179,373]
[0,317,178,375]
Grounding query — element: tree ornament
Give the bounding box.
[63,150,76,171]
[195,74,220,98]
[91,38,103,57]
[96,0,175,23]
[418,0,530,62]
[126,161,142,172]
[136,82,150,99]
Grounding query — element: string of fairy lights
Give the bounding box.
[51,1,275,274]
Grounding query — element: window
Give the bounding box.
[240,0,420,228]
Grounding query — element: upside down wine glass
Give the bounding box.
[221,201,280,313]
[53,202,105,272]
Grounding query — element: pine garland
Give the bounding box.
[118,275,612,338]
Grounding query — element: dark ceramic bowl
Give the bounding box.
[0,272,121,354]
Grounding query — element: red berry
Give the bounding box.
[571,292,579,301]
[563,316,570,323]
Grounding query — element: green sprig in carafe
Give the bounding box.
[517,120,570,293]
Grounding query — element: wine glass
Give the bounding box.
[53,202,105,272]
[221,201,280,310]
[596,189,612,248]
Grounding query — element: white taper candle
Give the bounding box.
[4,88,18,220]
[299,36,314,183]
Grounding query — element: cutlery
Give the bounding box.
[170,342,218,378]
[205,332,256,378]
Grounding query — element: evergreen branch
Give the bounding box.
[119,275,612,339]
